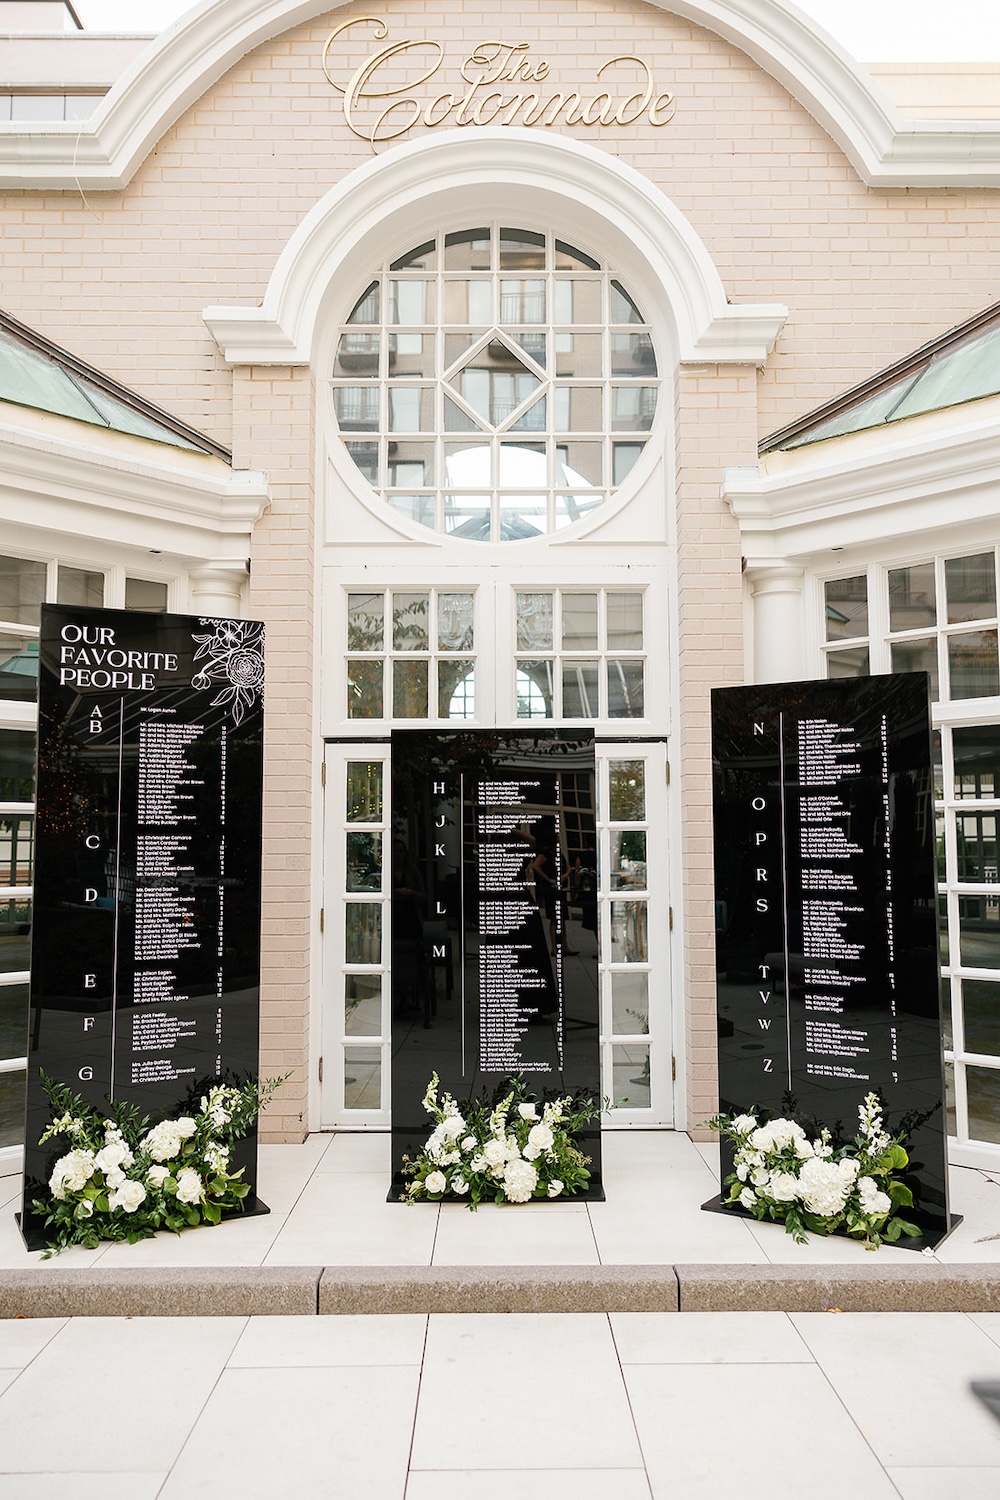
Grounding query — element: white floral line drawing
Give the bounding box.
[191,619,264,726]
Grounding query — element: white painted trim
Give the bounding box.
[0,420,269,562]
[2,0,1000,190]
[204,129,787,369]
[724,416,1000,567]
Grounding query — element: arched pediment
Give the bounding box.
[1,0,999,190]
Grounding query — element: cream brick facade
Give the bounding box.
[3,0,1000,1153]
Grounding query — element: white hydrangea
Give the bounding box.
[502,1157,538,1203]
[175,1168,204,1205]
[141,1121,183,1162]
[796,1157,849,1218]
[857,1176,892,1217]
[751,1119,807,1154]
[49,1149,96,1199]
[109,1180,147,1213]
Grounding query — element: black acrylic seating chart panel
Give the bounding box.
[711,674,952,1240]
[388,729,602,1199]
[20,605,265,1248]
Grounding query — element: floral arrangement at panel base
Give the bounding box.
[708,1092,922,1251]
[403,1072,600,1208]
[31,1071,287,1256]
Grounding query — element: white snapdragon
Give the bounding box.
[204,1142,230,1176]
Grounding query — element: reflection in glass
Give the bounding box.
[946,552,996,624]
[335,331,380,377]
[612,1044,650,1108]
[956,812,999,882]
[554,386,602,432]
[498,442,545,484]
[0,1068,26,1149]
[334,386,379,430]
[345,904,381,964]
[0,980,27,1057]
[392,593,429,652]
[959,896,1000,968]
[967,1063,1000,1144]
[388,386,433,432]
[611,971,649,1033]
[563,660,598,718]
[387,494,435,528]
[393,660,428,717]
[936,810,946,882]
[0,730,34,801]
[125,578,168,613]
[443,279,492,323]
[388,280,432,325]
[443,396,483,434]
[611,900,647,962]
[553,280,602,324]
[0,633,39,702]
[562,594,598,651]
[945,1058,956,1137]
[443,229,490,270]
[498,495,546,540]
[610,761,645,821]
[455,358,541,427]
[499,228,544,269]
[347,283,379,323]
[556,441,601,487]
[610,331,656,375]
[443,494,491,539]
[608,593,643,651]
[953,726,1000,798]
[346,761,383,823]
[611,830,647,889]
[346,440,378,483]
[346,832,382,892]
[554,493,604,529]
[500,279,545,323]
[516,661,554,718]
[516,593,553,651]
[344,1047,381,1109]
[612,443,643,485]
[610,281,642,323]
[0,816,33,889]
[347,659,383,719]
[0,913,30,977]
[940,895,950,965]
[439,661,475,719]
[347,593,384,652]
[962,977,1000,1057]
[949,631,1000,700]
[824,575,868,642]
[57,566,103,609]
[0,555,45,627]
[391,240,436,271]
[889,561,937,632]
[890,637,938,698]
[555,334,601,378]
[438,593,474,651]
[611,386,656,431]
[941,976,953,1052]
[826,646,870,679]
[345,974,382,1036]
[608,659,644,718]
[388,442,433,487]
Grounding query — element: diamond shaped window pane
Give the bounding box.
[449,340,542,429]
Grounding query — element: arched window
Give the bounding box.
[331,226,659,541]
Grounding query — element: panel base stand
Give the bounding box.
[15,1197,270,1253]
[387,1176,605,1204]
[701,1192,962,1253]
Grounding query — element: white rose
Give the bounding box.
[527,1123,554,1154]
[739,1187,757,1210]
[731,1113,757,1134]
[482,1138,507,1167]
[75,1200,94,1220]
[104,1167,126,1189]
[175,1168,204,1205]
[769,1171,799,1202]
[440,1115,466,1142]
[751,1167,769,1188]
[109,1180,147,1213]
[95,1140,133,1173]
[452,1179,470,1196]
[146,1164,170,1187]
[735,1163,749,1182]
[175,1117,197,1140]
[461,1136,477,1153]
[501,1157,538,1203]
[794,1137,815,1159]
[517,1103,538,1121]
[424,1170,447,1195]
[547,1180,564,1198]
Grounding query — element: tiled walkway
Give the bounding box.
[2,1134,1000,1495]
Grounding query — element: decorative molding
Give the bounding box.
[1,0,1000,190]
[203,129,788,368]
[724,416,1000,564]
[0,420,269,562]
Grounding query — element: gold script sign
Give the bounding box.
[322,17,676,147]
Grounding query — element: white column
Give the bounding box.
[188,561,249,618]
[745,562,806,683]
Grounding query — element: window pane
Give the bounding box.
[948,630,1000,700]
[609,761,645,821]
[388,442,434,487]
[556,441,602,487]
[0,904,30,975]
[607,593,643,651]
[967,1064,1000,1144]
[346,762,383,823]
[554,493,604,529]
[345,904,381,964]
[953,726,1000,799]
[347,660,383,719]
[439,661,475,719]
[555,335,601,378]
[516,593,553,651]
[346,832,382,892]
[554,386,602,432]
[443,280,492,322]
[499,228,545,269]
[56,566,103,609]
[500,279,545,323]
[388,280,433,325]
[437,593,474,651]
[962,977,1000,1056]
[946,552,996,624]
[393,660,428,717]
[0,980,28,1057]
[612,1045,650,1108]
[824,576,868,641]
[0,731,34,801]
[347,593,384,652]
[125,578,168,613]
[553,280,602,324]
[345,974,382,1036]
[347,283,380,324]
[516,662,553,719]
[608,659,644,718]
[890,637,938,698]
[611,900,648,962]
[443,229,491,271]
[612,442,643,485]
[959,895,1000,968]
[344,1046,381,1109]
[388,386,433,433]
[826,646,870,679]
[611,387,656,432]
[562,660,599,718]
[0,555,45,627]
[611,971,649,1033]
[335,331,380,377]
[0,633,39,703]
[0,816,32,888]
[610,282,643,323]
[942,975,953,1051]
[611,829,647,890]
[392,593,429,651]
[0,1068,25,1149]
[346,440,379,483]
[498,494,546,540]
[334,386,379,431]
[387,494,435,528]
[610,332,656,377]
[889,561,936,632]
[956,813,1000,882]
[443,494,491,540]
[562,594,598,651]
